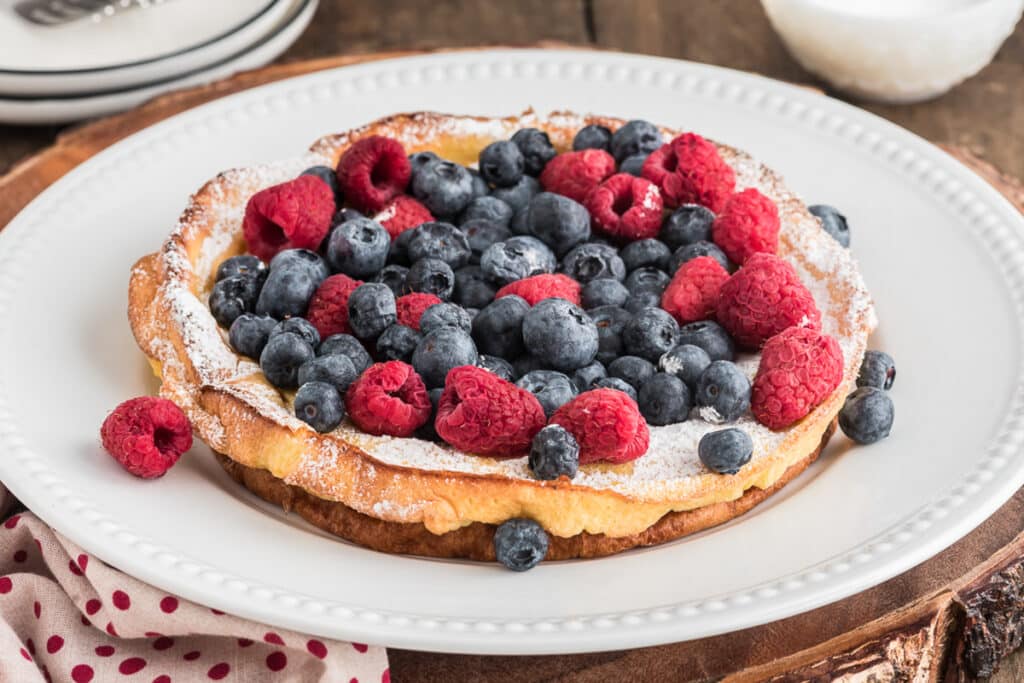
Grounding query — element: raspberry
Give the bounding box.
[495,273,581,306]
[395,292,442,330]
[306,274,363,339]
[345,361,431,437]
[336,136,411,213]
[711,188,780,265]
[435,365,546,457]
[100,397,192,479]
[660,255,730,325]
[539,149,616,203]
[751,327,843,430]
[242,176,334,261]
[642,133,736,212]
[583,173,663,241]
[373,195,434,240]
[549,389,649,464]
[716,253,821,349]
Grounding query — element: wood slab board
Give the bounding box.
[1,51,1022,682]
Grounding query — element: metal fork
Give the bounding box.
[14,0,168,26]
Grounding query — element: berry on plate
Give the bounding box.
[100,397,192,479]
[839,387,894,444]
[494,518,549,571]
[751,326,843,430]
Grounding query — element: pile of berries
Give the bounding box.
[191,120,895,571]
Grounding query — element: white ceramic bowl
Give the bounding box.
[762,0,1024,102]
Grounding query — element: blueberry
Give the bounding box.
[620,239,671,272]
[460,196,513,228]
[216,254,265,282]
[255,268,317,320]
[622,307,679,362]
[472,295,530,359]
[582,278,630,309]
[608,355,656,391]
[527,192,592,256]
[259,332,315,388]
[669,241,730,273]
[857,350,896,390]
[698,428,753,474]
[479,140,525,188]
[573,124,612,151]
[477,354,515,381]
[622,290,663,314]
[508,206,531,235]
[333,207,365,225]
[480,236,556,285]
[610,120,663,163]
[529,425,580,480]
[416,387,445,442]
[561,243,626,283]
[407,221,472,269]
[513,354,548,379]
[406,258,455,299]
[511,128,557,176]
[619,153,648,176]
[376,323,422,362]
[388,228,415,266]
[228,313,277,359]
[494,518,549,571]
[522,298,600,371]
[659,344,712,389]
[809,204,850,248]
[411,159,475,217]
[468,168,490,199]
[490,175,540,212]
[317,333,372,374]
[300,165,342,208]
[677,320,735,362]
[625,267,670,295]
[462,219,511,265]
[374,264,409,297]
[695,361,751,423]
[412,327,478,388]
[297,353,358,392]
[453,265,497,309]
[840,387,894,444]
[571,360,607,391]
[408,150,440,178]
[347,283,397,340]
[268,317,320,348]
[517,370,578,417]
[661,204,716,250]
[209,272,263,327]
[593,376,638,401]
[294,381,345,433]
[588,305,632,364]
[420,302,472,334]
[638,372,691,425]
[269,248,329,284]
[325,216,390,278]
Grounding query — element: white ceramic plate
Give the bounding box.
[0,49,1022,655]
[0,0,314,124]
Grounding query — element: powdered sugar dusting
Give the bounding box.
[149,111,875,510]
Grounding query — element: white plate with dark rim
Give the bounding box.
[0,49,1021,655]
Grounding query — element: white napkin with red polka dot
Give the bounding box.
[0,510,389,682]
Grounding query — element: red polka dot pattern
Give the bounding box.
[46,635,64,654]
[159,597,178,614]
[382,670,391,683]
[307,639,327,659]
[71,664,94,683]
[266,651,287,671]
[352,642,369,653]
[0,577,12,593]
[153,637,174,651]
[19,647,31,661]
[4,515,20,528]
[119,657,147,675]
[85,599,101,615]
[237,638,253,647]
[183,651,201,662]
[69,559,84,576]
[152,676,171,683]
[33,601,40,618]
[95,645,115,657]
[264,632,284,645]
[112,590,131,610]
[105,622,118,637]
[207,662,230,680]
[14,550,27,563]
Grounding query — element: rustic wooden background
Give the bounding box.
[1,1,1023,681]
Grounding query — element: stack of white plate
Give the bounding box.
[0,0,317,124]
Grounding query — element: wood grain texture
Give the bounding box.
[1,1,1023,680]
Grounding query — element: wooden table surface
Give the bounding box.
[2,2,1023,681]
